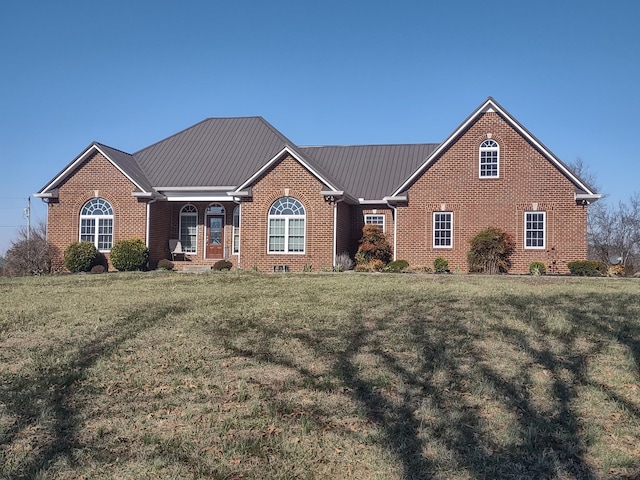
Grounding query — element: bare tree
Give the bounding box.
[3,221,54,276]
[588,194,640,272]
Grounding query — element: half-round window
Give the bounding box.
[268,197,305,253]
[80,198,113,250]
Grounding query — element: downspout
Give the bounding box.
[332,197,345,266]
[145,198,158,249]
[387,203,397,262]
[233,198,242,270]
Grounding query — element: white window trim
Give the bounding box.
[479,139,500,179]
[524,211,546,249]
[179,204,198,255]
[364,214,385,232]
[433,211,453,249]
[267,197,306,255]
[79,198,113,252]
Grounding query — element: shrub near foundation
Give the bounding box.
[110,239,149,271]
[467,227,515,274]
[63,241,100,273]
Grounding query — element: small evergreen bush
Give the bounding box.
[529,261,547,275]
[212,259,233,271]
[64,241,100,273]
[567,260,606,276]
[384,259,409,273]
[467,227,515,274]
[433,257,449,273]
[157,258,174,271]
[110,238,149,271]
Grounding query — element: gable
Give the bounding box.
[392,98,598,200]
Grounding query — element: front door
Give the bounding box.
[206,215,224,259]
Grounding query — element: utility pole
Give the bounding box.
[24,197,31,262]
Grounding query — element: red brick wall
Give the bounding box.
[239,154,334,272]
[46,151,147,270]
[394,112,588,274]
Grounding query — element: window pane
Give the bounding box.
[180,214,197,253]
[268,219,285,252]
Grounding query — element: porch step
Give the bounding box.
[179,265,213,273]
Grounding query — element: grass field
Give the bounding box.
[0,272,639,479]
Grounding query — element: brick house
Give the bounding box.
[35,98,600,273]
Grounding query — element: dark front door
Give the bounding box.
[206,215,224,259]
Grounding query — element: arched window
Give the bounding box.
[479,139,499,178]
[180,205,198,253]
[80,198,113,250]
[268,197,305,253]
[232,205,240,254]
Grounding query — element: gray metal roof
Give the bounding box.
[133,117,294,188]
[301,144,439,200]
[95,143,154,193]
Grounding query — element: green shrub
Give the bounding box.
[64,241,100,273]
[433,257,449,273]
[467,227,515,274]
[157,258,174,271]
[384,259,409,273]
[110,238,149,271]
[212,259,233,271]
[529,261,547,276]
[356,225,392,266]
[568,260,606,276]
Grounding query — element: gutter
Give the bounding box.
[383,195,407,262]
[321,191,346,266]
[575,193,602,205]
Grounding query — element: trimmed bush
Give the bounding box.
[433,257,449,273]
[212,259,233,271]
[384,259,409,273]
[568,260,607,276]
[157,258,174,271]
[355,259,385,272]
[90,264,106,274]
[64,241,100,273]
[529,261,547,276]
[110,238,149,271]
[467,227,515,274]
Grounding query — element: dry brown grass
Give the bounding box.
[0,272,639,479]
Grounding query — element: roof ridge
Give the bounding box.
[300,142,441,148]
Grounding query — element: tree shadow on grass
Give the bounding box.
[217,288,640,479]
[0,302,188,479]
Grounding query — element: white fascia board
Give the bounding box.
[39,144,150,195]
[392,98,597,197]
[235,146,339,193]
[358,198,387,205]
[166,195,234,202]
[154,186,236,191]
[575,193,602,204]
[383,195,407,203]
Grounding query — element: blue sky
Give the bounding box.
[1,0,638,254]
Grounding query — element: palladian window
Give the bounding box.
[268,197,305,253]
[80,198,113,251]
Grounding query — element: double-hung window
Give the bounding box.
[179,205,198,254]
[479,139,499,178]
[268,197,305,253]
[525,211,546,249]
[80,198,113,251]
[364,214,385,232]
[433,212,453,248]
